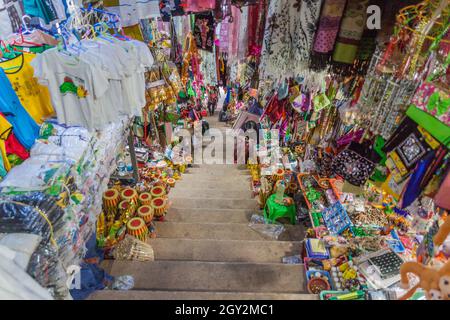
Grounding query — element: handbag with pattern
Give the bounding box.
[332,142,381,186]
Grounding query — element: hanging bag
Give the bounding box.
[331,141,381,186]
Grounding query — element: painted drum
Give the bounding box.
[138,192,152,206]
[151,197,167,217]
[137,205,154,225]
[151,185,166,198]
[103,188,120,211]
[126,217,149,242]
[121,187,139,204]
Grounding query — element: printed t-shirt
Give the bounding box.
[0,114,13,171]
[78,40,128,128]
[0,68,39,150]
[31,48,110,131]
[0,53,55,124]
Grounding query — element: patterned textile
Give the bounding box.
[193,11,215,52]
[311,0,347,70]
[332,0,369,66]
[200,48,218,85]
[237,5,249,60]
[259,0,323,80]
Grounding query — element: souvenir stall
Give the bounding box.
[239,0,450,300]
[0,2,189,299]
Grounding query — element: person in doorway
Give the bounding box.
[207,85,218,116]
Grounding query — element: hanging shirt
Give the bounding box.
[0,0,24,40]
[0,53,55,124]
[78,40,129,128]
[22,0,58,24]
[5,132,30,161]
[0,114,13,172]
[0,69,39,150]
[30,48,110,131]
[103,0,160,27]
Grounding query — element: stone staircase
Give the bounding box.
[89,116,315,300]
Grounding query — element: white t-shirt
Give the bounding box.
[104,0,160,27]
[31,48,110,131]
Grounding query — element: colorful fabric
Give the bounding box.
[260,0,323,80]
[0,53,54,124]
[0,68,39,150]
[332,0,369,65]
[312,0,347,54]
[5,132,30,161]
[193,11,215,52]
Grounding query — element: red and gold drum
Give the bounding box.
[151,197,167,217]
[103,188,120,212]
[166,178,176,188]
[150,185,166,198]
[126,217,149,242]
[138,192,152,205]
[137,205,154,225]
[118,200,136,219]
[121,187,138,204]
[273,168,285,181]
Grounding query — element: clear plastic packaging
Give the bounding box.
[112,275,135,290]
[248,214,285,240]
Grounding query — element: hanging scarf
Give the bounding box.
[259,0,293,80]
[260,0,323,80]
[311,0,347,71]
[193,11,215,52]
[290,0,324,75]
[237,5,249,60]
[353,0,385,75]
[332,0,369,74]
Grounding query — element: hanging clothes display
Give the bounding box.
[0,53,55,124]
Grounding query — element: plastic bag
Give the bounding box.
[112,275,135,290]
[248,214,285,240]
[282,255,303,264]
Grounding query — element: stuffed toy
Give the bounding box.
[399,217,450,300]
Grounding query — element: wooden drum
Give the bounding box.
[151,197,167,217]
[103,188,120,212]
[137,205,154,225]
[138,192,152,206]
[150,186,166,198]
[121,187,138,204]
[126,217,149,242]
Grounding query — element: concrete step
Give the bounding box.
[177,174,251,184]
[148,238,302,263]
[154,222,305,241]
[166,208,252,223]
[170,198,258,210]
[185,168,250,176]
[173,180,251,191]
[189,164,248,170]
[89,290,318,300]
[101,260,306,293]
[169,188,253,199]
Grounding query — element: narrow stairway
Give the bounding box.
[90,115,315,300]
